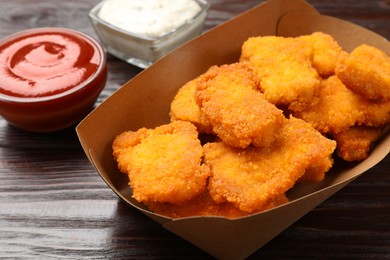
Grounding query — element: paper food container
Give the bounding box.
[76,0,390,259]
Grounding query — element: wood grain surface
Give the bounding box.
[0,0,389,259]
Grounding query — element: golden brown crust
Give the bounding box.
[170,76,213,133]
[336,44,390,102]
[332,125,383,161]
[112,120,210,205]
[113,32,389,219]
[195,62,285,148]
[240,35,321,112]
[294,76,390,135]
[299,32,348,78]
[203,117,335,213]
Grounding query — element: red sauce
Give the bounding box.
[0,28,101,98]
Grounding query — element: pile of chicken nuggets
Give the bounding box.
[112,32,390,218]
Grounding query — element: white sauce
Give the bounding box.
[98,0,202,38]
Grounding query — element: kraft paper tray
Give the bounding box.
[77,0,390,258]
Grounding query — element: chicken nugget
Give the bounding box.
[240,36,320,111]
[299,32,348,78]
[358,100,390,128]
[336,44,390,102]
[146,191,288,219]
[170,77,212,133]
[294,76,364,134]
[203,116,336,213]
[331,125,383,161]
[294,75,390,135]
[196,62,285,148]
[112,121,210,205]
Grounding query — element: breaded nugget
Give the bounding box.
[299,155,336,183]
[146,191,288,219]
[203,116,336,213]
[196,62,285,148]
[112,121,210,205]
[331,125,383,161]
[299,32,348,78]
[294,75,390,134]
[294,76,364,134]
[336,44,390,102]
[359,99,390,128]
[170,77,213,133]
[240,36,320,111]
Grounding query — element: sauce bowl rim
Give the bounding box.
[0,27,107,104]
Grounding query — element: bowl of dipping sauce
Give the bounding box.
[89,0,210,69]
[0,27,107,133]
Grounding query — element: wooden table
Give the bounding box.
[0,0,389,259]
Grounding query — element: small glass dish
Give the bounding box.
[0,27,107,133]
[89,0,210,69]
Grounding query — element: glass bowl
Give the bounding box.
[89,0,210,69]
[0,27,107,133]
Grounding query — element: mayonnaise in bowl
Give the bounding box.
[98,0,202,38]
[89,0,210,68]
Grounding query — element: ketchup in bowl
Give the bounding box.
[0,27,107,132]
